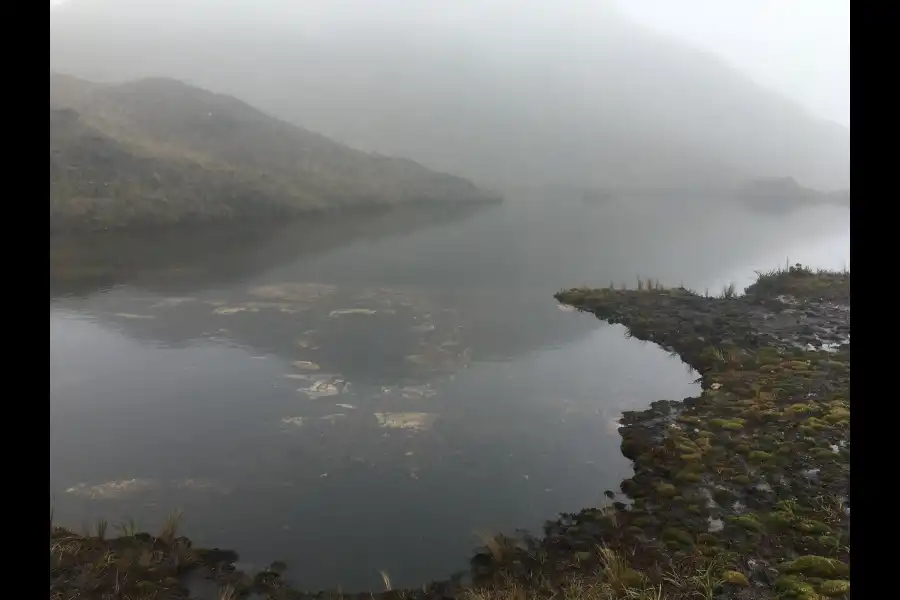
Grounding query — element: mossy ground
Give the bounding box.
[50,265,849,600]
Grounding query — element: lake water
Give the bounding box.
[49,194,849,590]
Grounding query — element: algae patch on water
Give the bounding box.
[65,478,158,499]
[291,360,321,371]
[379,384,438,401]
[248,282,337,303]
[329,308,380,317]
[212,305,259,315]
[374,412,439,431]
[149,296,197,308]
[299,379,347,398]
[320,413,347,423]
[64,478,232,499]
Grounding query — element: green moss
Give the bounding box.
[805,417,828,430]
[748,450,773,463]
[675,470,702,483]
[765,511,795,530]
[783,555,850,578]
[729,515,765,532]
[775,575,818,597]
[705,446,727,460]
[793,520,832,535]
[661,527,694,547]
[674,440,699,453]
[818,579,850,596]
[620,479,638,496]
[623,526,645,538]
[573,551,592,562]
[620,568,645,588]
[677,415,701,425]
[810,448,838,460]
[817,535,840,549]
[620,440,643,460]
[722,570,750,587]
[710,418,745,431]
[656,483,678,497]
[712,488,735,506]
[549,269,849,599]
[757,356,782,366]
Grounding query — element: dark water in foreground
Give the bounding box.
[50,194,849,589]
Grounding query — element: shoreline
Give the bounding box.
[49,194,504,236]
[50,265,850,600]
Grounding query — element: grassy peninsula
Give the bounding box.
[49,73,498,233]
[50,265,850,599]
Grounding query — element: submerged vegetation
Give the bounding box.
[50,265,849,599]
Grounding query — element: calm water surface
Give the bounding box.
[49,195,849,589]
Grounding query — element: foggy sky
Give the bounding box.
[619,0,849,127]
[49,0,850,190]
[50,0,850,128]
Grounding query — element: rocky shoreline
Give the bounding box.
[50,265,850,600]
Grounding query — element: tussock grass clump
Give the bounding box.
[746,262,850,302]
[464,547,748,600]
[95,517,108,540]
[117,517,140,538]
[380,570,393,591]
[635,277,665,292]
[160,508,185,545]
[218,585,238,600]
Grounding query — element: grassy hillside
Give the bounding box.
[49,74,497,232]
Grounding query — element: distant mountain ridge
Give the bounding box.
[734,176,850,213]
[49,73,497,232]
[49,0,849,192]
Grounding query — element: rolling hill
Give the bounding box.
[49,74,496,232]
